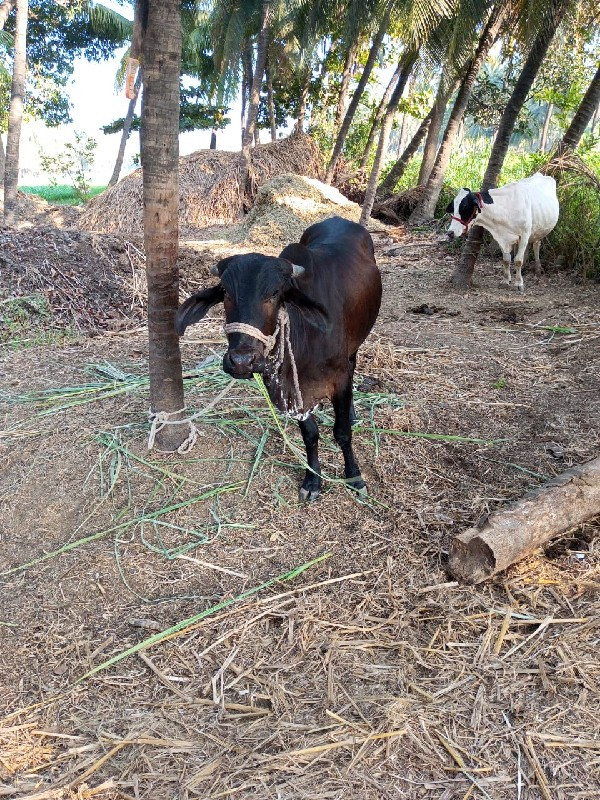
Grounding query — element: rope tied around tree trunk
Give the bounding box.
[147,308,303,454]
[147,380,235,454]
[223,306,304,413]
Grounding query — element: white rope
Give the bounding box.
[223,306,304,412]
[147,380,236,454]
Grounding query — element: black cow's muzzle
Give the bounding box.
[223,349,266,379]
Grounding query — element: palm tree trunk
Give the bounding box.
[453,0,568,290]
[333,39,358,132]
[3,0,28,227]
[360,50,418,226]
[265,58,276,141]
[210,128,217,148]
[591,100,600,135]
[295,68,310,134]
[108,69,142,187]
[559,64,600,151]
[376,107,434,199]
[360,60,403,169]
[325,2,392,183]
[0,0,15,30]
[408,1,507,225]
[538,101,553,152]
[418,79,455,185]
[141,0,187,452]
[241,40,253,145]
[241,0,270,173]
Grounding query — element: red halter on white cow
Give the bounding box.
[446,174,559,292]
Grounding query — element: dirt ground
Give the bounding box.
[1,199,599,800]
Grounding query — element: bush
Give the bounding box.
[380,142,600,279]
[39,132,98,203]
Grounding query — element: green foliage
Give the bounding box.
[1,0,131,130]
[545,157,600,281]
[341,106,375,165]
[0,294,73,350]
[39,132,98,203]
[21,184,106,205]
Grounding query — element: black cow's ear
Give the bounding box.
[279,243,313,271]
[283,286,330,333]
[175,285,224,335]
[470,191,483,210]
[480,190,493,205]
[445,200,454,214]
[211,256,236,277]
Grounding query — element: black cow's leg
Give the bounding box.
[348,352,358,425]
[332,376,366,495]
[298,413,322,501]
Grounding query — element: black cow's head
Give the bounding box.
[446,188,494,239]
[175,250,329,380]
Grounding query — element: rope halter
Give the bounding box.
[223,306,304,413]
[451,191,484,233]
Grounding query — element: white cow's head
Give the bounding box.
[446,189,493,238]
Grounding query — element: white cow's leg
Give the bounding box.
[502,250,512,286]
[533,240,542,276]
[514,235,529,293]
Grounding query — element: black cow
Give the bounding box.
[175,216,382,500]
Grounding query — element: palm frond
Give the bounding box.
[83,1,133,42]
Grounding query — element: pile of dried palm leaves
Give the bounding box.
[79,134,323,237]
[371,185,427,225]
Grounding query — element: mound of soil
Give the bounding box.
[79,134,323,237]
[0,190,81,229]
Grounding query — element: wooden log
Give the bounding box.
[448,456,600,584]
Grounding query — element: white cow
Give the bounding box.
[446,173,559,292]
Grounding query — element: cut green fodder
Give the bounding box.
[0,293,74,351]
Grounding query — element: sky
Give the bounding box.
[19,0,245,186]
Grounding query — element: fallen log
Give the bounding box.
[448,456,600,584]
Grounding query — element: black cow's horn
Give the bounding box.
[291,263,305,277]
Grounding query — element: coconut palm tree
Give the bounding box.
[333,38,360,132]
[3,0,27,226]
[0,0,15,30]
[559,64,600,151]
[376,106,434,196]
[408,0,509,224]
[241,0,271,174]
[453,0,570,289]
[360,48,419,223]
[325,0,393,183]
[359,59,404,168]
[141,0,188,452]
[108,68,141,187]
[417,75,456,184]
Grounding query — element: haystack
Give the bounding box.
[227,173,364,250]
[78,133,323,236]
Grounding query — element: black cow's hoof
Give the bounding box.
[299,486,320,502]
[346,476,367,496]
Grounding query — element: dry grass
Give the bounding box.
[225,173,369,250]
[78,134,323,237]
[1,178,600,799]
